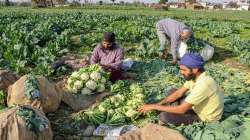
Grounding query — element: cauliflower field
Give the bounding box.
[0,7,250,140]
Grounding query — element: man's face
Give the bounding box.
[179,65,196,81]
[102,40,113,49]
[180,31,191,41]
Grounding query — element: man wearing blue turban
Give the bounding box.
[139,53,224,125]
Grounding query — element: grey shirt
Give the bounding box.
[156,18,189,60]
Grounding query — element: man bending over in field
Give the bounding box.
[156,18,194,64]
[139,53,224,125]
[91,32,124,82]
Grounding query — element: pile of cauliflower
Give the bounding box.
[66,64,110,95]
[93,81,145,122]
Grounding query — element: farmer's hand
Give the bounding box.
[159,51,168,59]
[138,104,156,113]
[172,59,177,65]
[101,64,111,69]
[161,54,168,59]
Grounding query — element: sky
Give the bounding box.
[0,0,233,4]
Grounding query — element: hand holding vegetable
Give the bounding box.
[138,104,156,113]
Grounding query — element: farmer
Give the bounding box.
[156,18,194,64]
[91,32,124,82]
[139,53,224,125]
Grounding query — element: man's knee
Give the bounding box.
[159,111,200,126]
[159,112,171,124]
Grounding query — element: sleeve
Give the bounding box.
[183,81,193,89]
[109,48,124,70]
[170,36,178,60]
[185,82,210,105]
[90,45,100,64]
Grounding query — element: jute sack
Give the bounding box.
[178,42,214,61]
[0,105,53,140]
[0,70,19,93]
[56,80,111,111]
[62,89,111,111]
[118,123,186,140]
[7,75,63,113]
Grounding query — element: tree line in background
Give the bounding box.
[31,0,67,7]
[1,0,171,7]
[0,0,66,7]
[0,0,220,8]
[1,0,250,9]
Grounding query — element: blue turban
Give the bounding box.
[179,53,204,69]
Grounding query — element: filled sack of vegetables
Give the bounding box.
[0,105,53,140]
[7,74,63,113]
[0,69,19,93]
[118,123,186,140]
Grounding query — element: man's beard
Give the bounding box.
[184,73,196,81]
[103,45,114,50]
